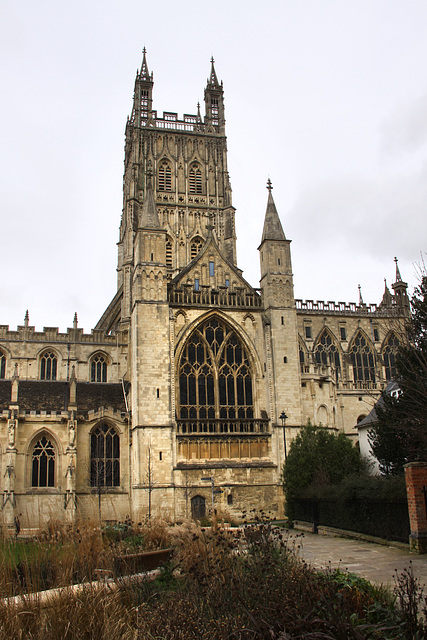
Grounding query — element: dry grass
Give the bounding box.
[0,516,424,639]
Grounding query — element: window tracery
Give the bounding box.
[32,436,55,487]
[90,423,120,487]
[190,236,204,260]
[314,330,341,381]
[178,317,254,422]
[189,165,202,194]
[383,332,400,380]
[91,354,107,382]
[158,160,172,191]
[349,332,376,387]
[40,351,57,381]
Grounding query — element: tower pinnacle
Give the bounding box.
[261,180,286,243]
[207,56,220,88]
[394,256,402,282]
[139,47,152,81]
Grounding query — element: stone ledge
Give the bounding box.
[175,461,276,470]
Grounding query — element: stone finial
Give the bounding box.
[358,284,364,306]
[24,310,29,328]
[73,312,78,330]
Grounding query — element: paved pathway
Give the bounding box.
[290,531,427,588]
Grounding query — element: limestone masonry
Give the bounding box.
[0,51,409,530]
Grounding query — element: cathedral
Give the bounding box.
[0,51,409,531]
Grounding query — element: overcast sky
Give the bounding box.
[1,0,426,333]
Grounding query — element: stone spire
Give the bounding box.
[261,180,286,243]
[207,56,221,89]
[394,256,402,282]
[140,167,160,228]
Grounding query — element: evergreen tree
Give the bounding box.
[282,424,363,518]
[369,274,427,474]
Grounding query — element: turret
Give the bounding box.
[392,257,410,313]
[258,180,294,309]
[204,57,225,134]
[131,47,154,129]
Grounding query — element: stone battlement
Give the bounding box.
[295,299,401,317]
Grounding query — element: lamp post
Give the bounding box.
[279,411,288,460]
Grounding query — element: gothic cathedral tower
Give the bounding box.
[110,51,288,519]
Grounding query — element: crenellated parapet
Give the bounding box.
[295,298,406,317]
[0,324,121,344]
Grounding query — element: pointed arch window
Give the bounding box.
[90,423,120,487]
[166,238,173,268]
[299,346,306,373]
[189,165,203,194]
[349,332,376,387]
[91,354,107,382]
[40,351,57,381]
[314,330,341,381]
[178,317,254,422]
[383,333,400,380]
[190,236,204,260]
[158,161,172,192]
[0,350,5,379]
[32,436,55,487]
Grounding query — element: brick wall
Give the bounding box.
[404,462,427,553]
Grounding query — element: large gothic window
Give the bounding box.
[349,332,376,387]
[158,161,172,191]
[40,351,57,381]
[90,423,120,488]
[178,317,254,422]
[314,330,341,381]
[91,354,107,382]
[32,436,55,487]
[0,350,5,379]
[189,165,202,194]
[383,332,400,380]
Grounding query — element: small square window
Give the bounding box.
[225,279,229,287]
[340,327,347,341]
[209,261,214,277]
[305,326,312,339]
[195,279,200,291]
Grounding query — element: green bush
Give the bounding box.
[282,424,365,520]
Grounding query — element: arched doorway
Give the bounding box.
[191,495,206,520]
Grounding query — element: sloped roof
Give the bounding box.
[355,380,401,430]
[0,380,126,416]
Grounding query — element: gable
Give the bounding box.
[169,233,260,303]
